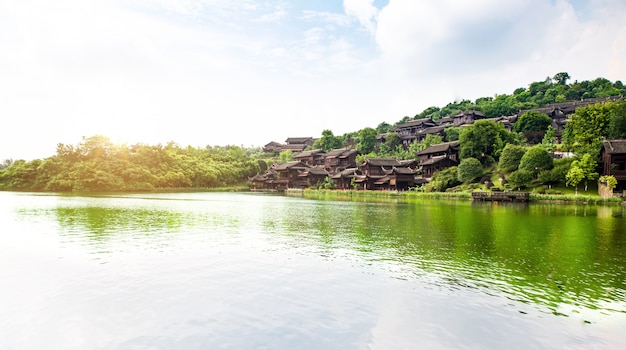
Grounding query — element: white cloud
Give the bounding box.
[374,0,626,102]
[343,0,379,34]
[0,0,625,161]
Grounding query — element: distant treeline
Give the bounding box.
[403,72,625,123]
[0,136,261,191]
[314,73,626,155]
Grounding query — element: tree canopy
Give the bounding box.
[0,136,260,192]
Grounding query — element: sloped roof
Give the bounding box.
[417,141,460,156]
[416,125,446,135]
[399,159,417,167]
[281,144,308,151]
[273,161,309,171]
[390,167,418,175]
[307,167,329,175]
[603,140,626,154]
[325,148,357,158]
[285,137,314,144]
[453,110,486,118]
[293,149,324,158]
[395,118,436,129]
[420,155,458,166]
[363,158,402,167]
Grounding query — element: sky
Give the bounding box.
[1,0,625,160]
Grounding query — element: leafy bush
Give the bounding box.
[519,146,553,175]
[508,169,534,189]
[457,158,483,183]
[498,144,526,172]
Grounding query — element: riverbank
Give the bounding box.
[302,189,625,205]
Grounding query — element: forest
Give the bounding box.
[1,72,625,192]
[0,136,261,191]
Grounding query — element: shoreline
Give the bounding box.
[301,189,626,205]
[3,187,625,205]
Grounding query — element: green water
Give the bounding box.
[1,192,625,349]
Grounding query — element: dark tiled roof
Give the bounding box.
[417,141,460,156]
[395,118,436,128]
[293,149,324,158]
[454,110,486,118]
[416,125,446,135]
[603,140,626,154]
[325,148,356,158]
[307,167,329,175]
[285,137,314,144]
[420,155,457,166]
[391,167,418,175]
[399,159,417,167]
[363,158,402,167]
[281,144,308,151]
[273,161,309,170]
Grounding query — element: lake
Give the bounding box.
[1,191,625,349]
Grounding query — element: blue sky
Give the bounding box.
[1,0,625,160]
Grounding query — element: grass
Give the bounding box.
[303,184,624,205]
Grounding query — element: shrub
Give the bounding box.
[457,158,483,183]
[519,146,553,175]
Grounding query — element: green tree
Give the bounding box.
[378,132,401,156]
[444,127,461,142]
[563,102,613,156]
[314,129,342,152]
[608,100,626,139]
[514,111,552,144]
[498,144,526,173]
[553,72,571,85]
[459,120,512,164]
[566,165,585,195]
[426,166,460,192]
[457,158,483,183]
[420,134,444,151]
[570,153,598,192]
[518,146,553,176]
[357,127,378,154]
[508,169,534,190]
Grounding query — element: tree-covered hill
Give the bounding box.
[398,73,625,124]
[0,136,260,192]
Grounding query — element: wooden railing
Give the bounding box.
[472,191,530,202]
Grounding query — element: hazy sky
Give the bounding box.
[1,0,625,160]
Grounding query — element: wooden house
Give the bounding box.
[420,156,458,179]
[452,110,486,126]
[293,149,325,167]
[415,125,446,143]
[299,166,330,188]
[324,148,358,173]
[417,141,460,179]
[601,139,626,192]
[359,158,417,190]
[272,161,310,190]
[417,141,460,163]
[330,168,363,190]
[263,141,283,153]
[394,118,438,147]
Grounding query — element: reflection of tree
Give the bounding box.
[55,206,184,243]
[300,194,626,316]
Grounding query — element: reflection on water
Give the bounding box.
[41,194,626,316]
[2,192,626,349]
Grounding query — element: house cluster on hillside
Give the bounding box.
[252,141,467,191]
[256,96,626,192]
